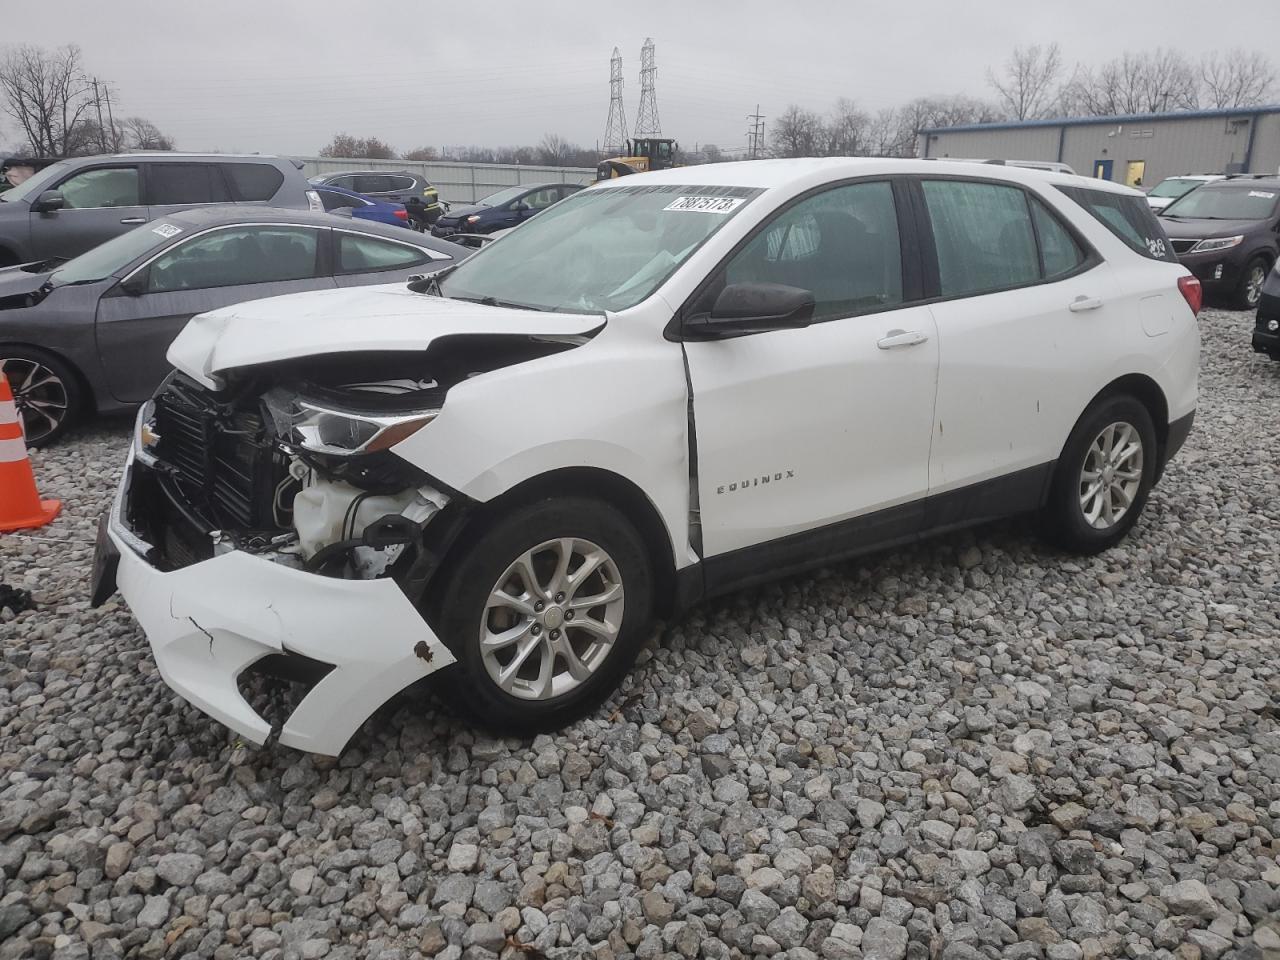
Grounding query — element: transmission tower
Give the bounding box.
[746,105,765,159]
[635,38,662,137]
[602,47,629,155]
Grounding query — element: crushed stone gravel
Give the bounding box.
[1,307,1278,960]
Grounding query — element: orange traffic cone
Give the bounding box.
[0,375,61,532]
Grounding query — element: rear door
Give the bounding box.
[331,229,453,288]
[95,224,334,401]
[29,163,146,259]
[145,162,233,221]
[914,176,1113,503]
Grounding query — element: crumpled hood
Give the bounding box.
[439,203,486,221]
[0,261,59,308]
[167,282,603,387]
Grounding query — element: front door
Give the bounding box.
[29,164,146,260]
[684,179,939,576]
[1093,159,1114,181]
[1125,160,1146,188]
[95,224,332,402]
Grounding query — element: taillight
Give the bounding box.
[394,209,408,220]
[305,189,323,212]
[1177,275,1202,317]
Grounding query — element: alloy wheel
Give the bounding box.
[480,537,625,701]
[1078,421,1144,530]
[1,356,68,445]
[1245,264,1266,308]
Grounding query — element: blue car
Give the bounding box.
[314,184,412,228]
[431,182,583,238]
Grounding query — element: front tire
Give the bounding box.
[1235,257,1268,311]
[0,348,82,446]
[1041,395,1158,555]
[429,497,654,732]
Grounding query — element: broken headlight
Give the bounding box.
[263,388,437,457]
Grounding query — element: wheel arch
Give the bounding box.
[432,466,681,618]
[1068,373,1170,480]
[0,244,20,268]
[0,340,97,415]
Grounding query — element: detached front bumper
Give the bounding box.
[96,455,456,756]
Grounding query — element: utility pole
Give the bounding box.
[746,105,765,159]
[103,83,116,150]
[91,78,106,152]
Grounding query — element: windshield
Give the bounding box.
[1149,178,1206,200]
[50,222,174,285]
[475,186,529,208]
[0,159,71,203]
[1163,184,1279,219]
[438,183,760,314]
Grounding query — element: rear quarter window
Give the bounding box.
[1056,185,1177,262]
[222,163,285,202]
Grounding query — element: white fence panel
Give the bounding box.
[291,156,596,203]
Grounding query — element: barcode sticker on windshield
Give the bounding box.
[151,223,182,238]
[1248,191,1276,199]
[664,196,745,214]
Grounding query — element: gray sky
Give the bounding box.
[7,0,1279,156]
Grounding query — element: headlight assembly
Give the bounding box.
[1189,235,1244,254]
[263,388,437,457]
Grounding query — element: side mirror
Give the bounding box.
[683,282,816,340]
[118,272,147,297]
[32,190,65,213]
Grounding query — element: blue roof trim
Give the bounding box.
[919,104,1280,135]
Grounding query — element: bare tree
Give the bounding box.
[1064,49,1199,116]
[121,117,173,151]
[987,43,1064,120]
[318,133,396,160]
[0,43,97,156]
[700,143,724,164]
[1200,49,1276,108]
[770,105,825,158]
[403,145,439,161]
[537,133,578,166]
[826,97,870,156]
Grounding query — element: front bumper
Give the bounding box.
[97,454,456,756]
[1176,251,1243,292]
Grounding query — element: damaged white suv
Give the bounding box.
[93,159,1200,756]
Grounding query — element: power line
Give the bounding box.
[602,47,628,156]
[634,38,661,137]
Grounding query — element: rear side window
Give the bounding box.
[148,164,231,205]
[337,233,430,273]
[221,163,285,202]
[1056,185,1177,262]
[1030,198,1086,279]
[354,175,399,194]
[922,180,1040,296]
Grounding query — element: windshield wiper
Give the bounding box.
[451,294,543,311]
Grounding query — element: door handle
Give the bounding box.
[877,329,929,350]
[120,217,146,225]
[1069,295,1103,312]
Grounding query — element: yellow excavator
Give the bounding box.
[596,138,680,180]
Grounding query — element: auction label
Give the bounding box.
[1248,191,1276,199]
[664,196,745,214]
[152,223,183,238]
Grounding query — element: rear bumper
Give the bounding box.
[99,451,456,756]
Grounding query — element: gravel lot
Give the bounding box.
[2,306,1278,960]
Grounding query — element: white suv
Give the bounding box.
[93,159,1201,755]
[1145,174,1226,211]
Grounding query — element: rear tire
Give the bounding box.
[1235,257,1268,311]
[0,347,83,446]
[1040,395,1158,555]
[427,497,654,733]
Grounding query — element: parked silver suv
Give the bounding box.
[0,153,321,265]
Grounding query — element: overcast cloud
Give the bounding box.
[6,0,1279,157]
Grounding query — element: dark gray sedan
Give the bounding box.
[0,207,466,444]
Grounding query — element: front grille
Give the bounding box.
[153,377,284,531]
[1171,239,1199,255]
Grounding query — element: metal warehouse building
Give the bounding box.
[917,105,1280,187]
